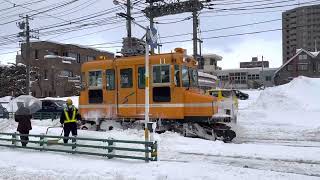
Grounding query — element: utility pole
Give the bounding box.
[18,15,31,95]
[261,56,264,88]
[18,15,39,96]
[126,0,132,39]
[148,1,155,54]
[192,10,198,60]
[144,0,206,57]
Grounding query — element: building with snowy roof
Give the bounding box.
[16,41,114,97]
[274,48,320,85]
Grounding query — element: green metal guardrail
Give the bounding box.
[0,132,158,162]
[32,112,62,120]
[7,112,61,120]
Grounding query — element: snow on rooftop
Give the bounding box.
[62,60,72,64]
[310,51,320,57]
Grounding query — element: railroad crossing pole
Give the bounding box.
[145,27,150,141]
[117,13,155,142]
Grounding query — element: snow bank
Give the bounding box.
[251,76,320,111]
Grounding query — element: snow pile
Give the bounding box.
[251,76,320,111]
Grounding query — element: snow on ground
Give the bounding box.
[0,76,320,179]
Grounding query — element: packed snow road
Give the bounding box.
[0,76,320,179]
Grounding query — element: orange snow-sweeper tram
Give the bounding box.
[78,48,236,141]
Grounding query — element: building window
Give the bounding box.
[47,51,58,55]
[265,76,272,81]
[35,50,39,59]
[87,56,95,61]
[44,70,48,80]
[120,68,133,88]
[299,54,308,60]
[89,71,102,88]
[67,52,77,61]
[298,63,308,71]
[287,64,294,71]
[138,67,145,89]
[106,69,115,90]
[153,65,170,84]
[59,70,73,77]
[210,59,214,65]
[77,54,81,63]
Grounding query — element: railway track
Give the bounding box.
[161,151,320,178]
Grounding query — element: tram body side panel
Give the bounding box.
[183,89,215,119]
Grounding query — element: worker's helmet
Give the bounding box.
[66,98,73,106]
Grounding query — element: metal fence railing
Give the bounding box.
[4,112,62,120]
[0,132,158,162]
[32,112,62,120]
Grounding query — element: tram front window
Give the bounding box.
[190,68,199,87]
[88,71,102,88]
[182,66,189,87]
[153,65,170,84]
[174,65,180,87]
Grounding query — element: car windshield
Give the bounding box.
[209,90,232,98]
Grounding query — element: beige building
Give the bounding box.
[16,41,113,97]
[201,54,222,75]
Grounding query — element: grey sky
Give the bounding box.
[0,0,318,69]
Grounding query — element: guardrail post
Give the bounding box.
[145,142,150,162]
[11,132,17,147]
[107,137,114,159]
[39,133,46,151]
[72,136,77,153]
[151,141,158,161]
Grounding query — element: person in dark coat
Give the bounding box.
[15,102,32,147]
[60,98,81,143]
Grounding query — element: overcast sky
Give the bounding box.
[0,0,318,69]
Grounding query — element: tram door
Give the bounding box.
[117,66,137,116]
[105,69,116,118]
[136,66,145,116]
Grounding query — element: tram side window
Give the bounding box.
[89,71,102,88]
[106,69,115,90]
[174,65,180,87]
[120,68,133,88]
[138,67,145,89]
[153,65,170,84]
[182,66,189,87]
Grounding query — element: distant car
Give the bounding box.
[0,104,9,119]
[232,90,249,100]
[33,100,66,119]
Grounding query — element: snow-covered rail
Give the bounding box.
[0,132,158,162]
